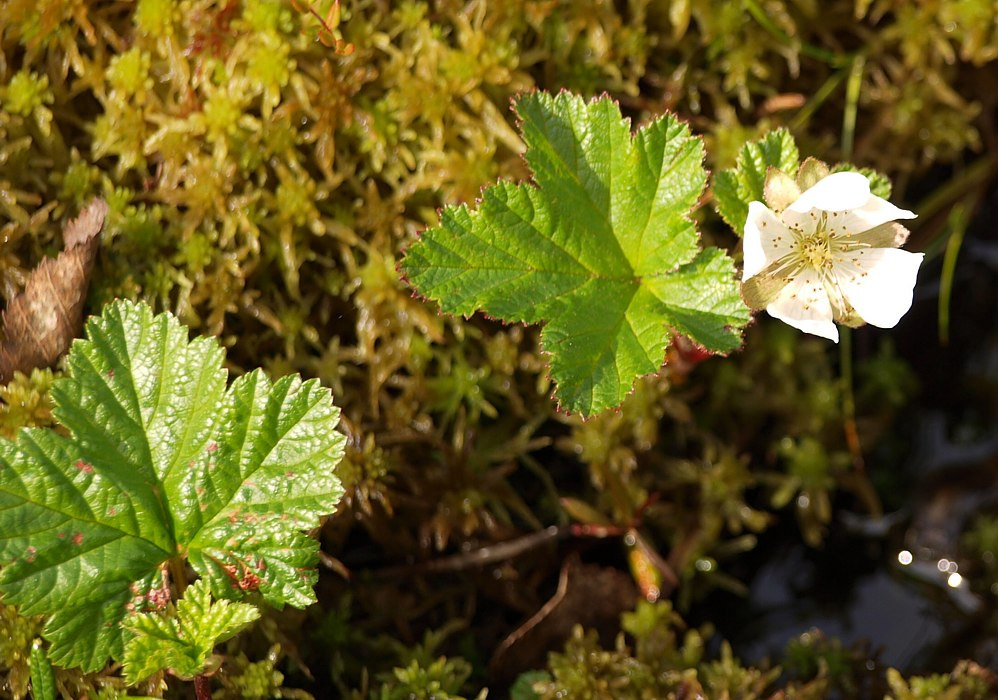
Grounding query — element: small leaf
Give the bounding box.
[560,497,612,527]
[0,198,107,382]
[29,640,56,700]
[324,0,341,29]
[317,27,336,47]
[668,0,692,39]
[712,129,799,233]
[0,300,345,670]
[401,92,748,416]
[122,578,260,684]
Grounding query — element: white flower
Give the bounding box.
[742,171,924,342]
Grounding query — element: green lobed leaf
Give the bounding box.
[0,300,345,671]
[122,578,260,684]
[401,92,748,416]
[712,128,800,233]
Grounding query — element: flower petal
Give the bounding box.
[832,197,916,235]
[787,171,871,214]
[834,248,924,328]
[766,268,838,342]
[743,201,795,281]
[782,171,916,236]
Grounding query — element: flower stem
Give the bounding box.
[839,327,864,473]
[938,204,968,345]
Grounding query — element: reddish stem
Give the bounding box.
[194,674,211,700]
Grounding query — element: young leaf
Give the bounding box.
[400,92,748,416]
[122,578,260,684]
[712,128,800,232]
[29,640,57,700]
[0,300,345,671]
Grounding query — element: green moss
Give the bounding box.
[0,369,56,438]
[2,71,52,116]
[0,603,43,699]
[241,0,295,35]
[106,48,153,100]
[134,0,175,37]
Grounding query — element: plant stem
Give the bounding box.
[194,674,211,700]
[839,327,864,473]
[938,204,968,345]
[841,54,866,160]
[169,556,189,598]
[790,67,848,131]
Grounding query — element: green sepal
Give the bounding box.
[849,222,910,248]
[763,167,800,213]
[795,157,830,191]
[741,268,788,310]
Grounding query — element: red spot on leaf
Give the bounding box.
[107,369,114,378]
[74,460,94,474]
[57,531,66,539]
[25,546,36,563]
[72,532,84,546]
[146,585,170,610]
[238,572,260,591]
[221,560,261,591]
[207,441,219,452]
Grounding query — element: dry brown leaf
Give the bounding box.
[0,198,107,382]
